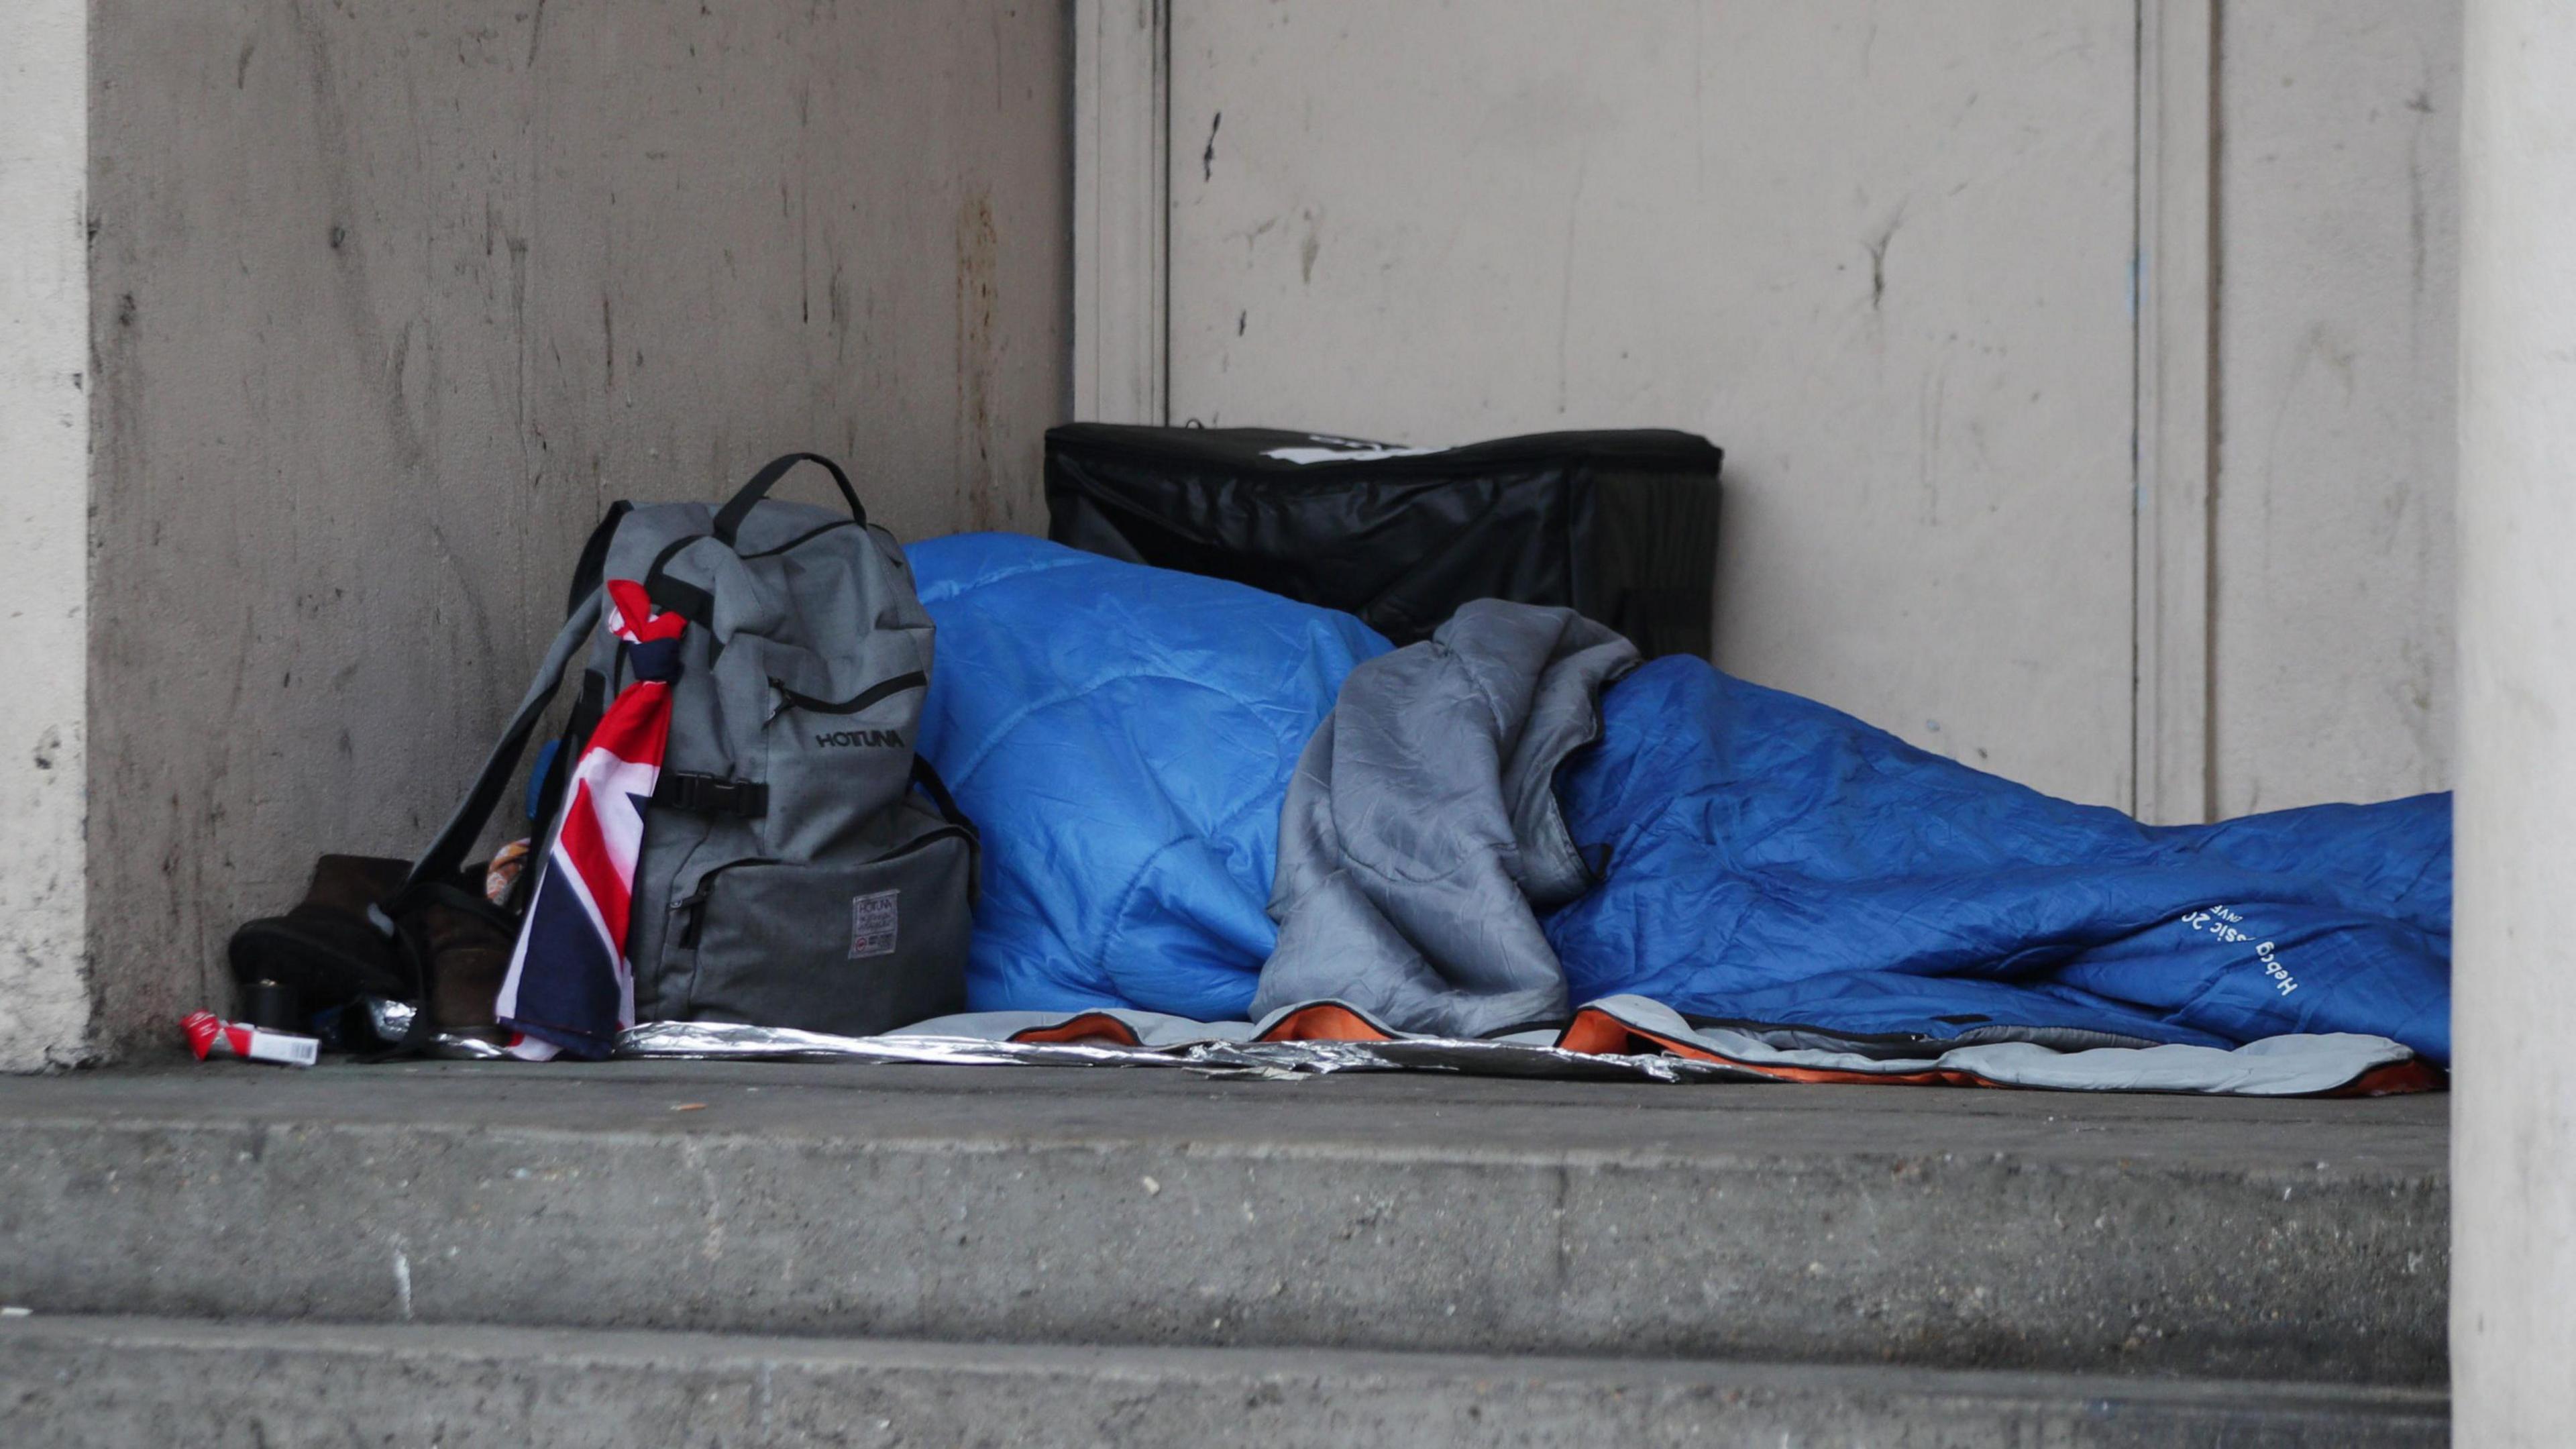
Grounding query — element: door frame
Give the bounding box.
[2133,0,2218,825]
[1071,0,1169,426]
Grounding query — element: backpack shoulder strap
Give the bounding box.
[401,587,604,896]
[567,501,633,614]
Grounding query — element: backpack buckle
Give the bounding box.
[653,772,769,818]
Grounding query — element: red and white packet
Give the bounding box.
[182,1011,319,1068]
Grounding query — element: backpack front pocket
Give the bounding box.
[756,663,928,857]
[678,825,973,1037]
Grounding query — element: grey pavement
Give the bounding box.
[0,1061,2448,1385]
[0,1314,2449,1448]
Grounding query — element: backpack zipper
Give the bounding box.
[737,519,859,560]
[769,671,927,716]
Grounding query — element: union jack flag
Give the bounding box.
[494,579,686,1060]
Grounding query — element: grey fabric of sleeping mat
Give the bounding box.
[619,996,2426,1095]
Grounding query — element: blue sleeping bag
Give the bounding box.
[1546,661,2451,1062]
[910,533,2452,1061]
[908,533,1389,1019]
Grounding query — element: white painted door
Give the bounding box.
[1161,1,2144,807]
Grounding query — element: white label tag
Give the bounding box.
[244,1028,319,1067]
[1260,443,1443,466]
[851,889,900,959]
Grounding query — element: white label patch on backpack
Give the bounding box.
[850,889,900,959]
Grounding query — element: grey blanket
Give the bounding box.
[1252,601,1641,1036]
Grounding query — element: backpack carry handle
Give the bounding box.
[712,452,865,547]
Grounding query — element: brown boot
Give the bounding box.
[225,855,415,1013]
[410,885,517,1038]
[228,854,521,1042]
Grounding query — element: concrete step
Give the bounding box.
[0,1061,2446,1385]
[0,1314,2448,1448]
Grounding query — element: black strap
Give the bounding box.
[401,590,604,899]
[566,502,633,616]
[503,670,608,918]
[910,756,974,836]
[910,757,981,908]
[712,453,865,547]
[653,771,769,818]
[639,533,713,627]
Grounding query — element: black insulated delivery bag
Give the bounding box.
[1044,425,1723,656]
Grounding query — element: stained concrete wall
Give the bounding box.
[2212,2,2460,816]
[1169,0,2145,808]
[1162,0,2463,817]
[0,0,94,1071]
[77,0,1069,1057]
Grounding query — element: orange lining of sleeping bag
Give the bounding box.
[2319,1058,2446,1096]
[1009,1012,1145,1046]
[1254,1002,1399,1043]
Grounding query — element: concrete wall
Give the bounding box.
[1170,0,2144,808]
[76,0,1069,1057]
[2455,3,2576,1436]
[1159,0,2462,816]
[0,0,95,1071]
[2213,2,2460,816]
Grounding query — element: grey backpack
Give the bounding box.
[403,452,977,1044]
